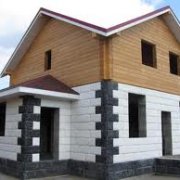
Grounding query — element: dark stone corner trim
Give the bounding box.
[95,80,119,165]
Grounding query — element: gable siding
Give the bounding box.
[10,19,101,87]
[112,17,180,95]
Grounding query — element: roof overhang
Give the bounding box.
[162,9,180,42]
[0,86,79,102]
[2,6,180,77]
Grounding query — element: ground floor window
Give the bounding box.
[0,103,6,136]
[161,111,172,156]
[128,93,146,138]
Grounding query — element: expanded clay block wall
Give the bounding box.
[0,98,22,161]
[71,82,101,162]
[113,83,180,163]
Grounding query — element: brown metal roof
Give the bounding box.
[19,75,79,95]
[40,6,171,34]
[0,75,78,95]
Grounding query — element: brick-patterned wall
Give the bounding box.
[0,98,22,161]
[71,82,101,162]
[113,83,180,163]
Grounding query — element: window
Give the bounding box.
[128,93,146,138]
[141,40,156,67]
[161,111,172,156]
[0,103,6,136]
[169,52,179,75]
[45,50,52,71]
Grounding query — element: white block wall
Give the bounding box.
[0,98,22,161]
[113,83,180,163]
[41,82,101,162]
[71,82,101,162]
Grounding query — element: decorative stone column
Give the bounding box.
[18,95,41,178]
[95,80,119,179]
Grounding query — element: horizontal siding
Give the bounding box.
[112,17,180,95]
[11,19,101,87]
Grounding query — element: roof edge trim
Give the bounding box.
[1,5,178,77]
[0,86,80,101]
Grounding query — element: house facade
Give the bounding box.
[0,6,180,180]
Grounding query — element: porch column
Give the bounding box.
[18,95,41,163]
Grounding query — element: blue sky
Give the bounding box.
[0,0,180,88]
[157,0,180,17]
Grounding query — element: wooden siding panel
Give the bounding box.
[112,17,180,95]
[11,19,100,87]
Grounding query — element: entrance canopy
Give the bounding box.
[0,75,79,102]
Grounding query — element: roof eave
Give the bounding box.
[105,7,171,36]
[0,86,80,102]
[1,11,50,77]
[162,9,180,43]
[2,6,180,76]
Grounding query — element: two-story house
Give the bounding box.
[0,6,180,180]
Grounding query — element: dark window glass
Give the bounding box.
[0,103,6,136]
[45,50,52,70]
[169,53,179,75]
[129,93,146,138]
[141,40,156,67]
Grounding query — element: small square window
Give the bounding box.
[0,103,6,136]
[169,52,179,75]
[45,50,52,71]
[141,40,156,67]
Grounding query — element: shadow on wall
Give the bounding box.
[0,75,10,90]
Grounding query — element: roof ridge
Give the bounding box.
[40,5,171,33]
[2,5,179,77]
[40,7,107,32]
[106,6,171,32]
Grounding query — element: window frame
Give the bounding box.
[128,93,147,138]
[169,52,180,76]
[0,102,6,137]
[141,40,157,68]
[44,50,52,71]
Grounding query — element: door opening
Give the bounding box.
[161,111,172,156]
[40,107,59,160]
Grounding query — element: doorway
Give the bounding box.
[40,107,59,160]
[161,111,172,156]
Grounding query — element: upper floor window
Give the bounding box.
[45,50,52,71]
[0,103,6,136]
[169,52,179,75]
[141,40,156,68]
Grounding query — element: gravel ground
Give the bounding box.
[124,174,180,180]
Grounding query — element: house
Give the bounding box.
[0,5,180,180]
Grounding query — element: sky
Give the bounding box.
[0,0,180,88]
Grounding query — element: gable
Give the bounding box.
[112,16,180,95]
[10,18,101,87]
[2,6,180,78]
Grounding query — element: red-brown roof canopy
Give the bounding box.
[18,75,78,95]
